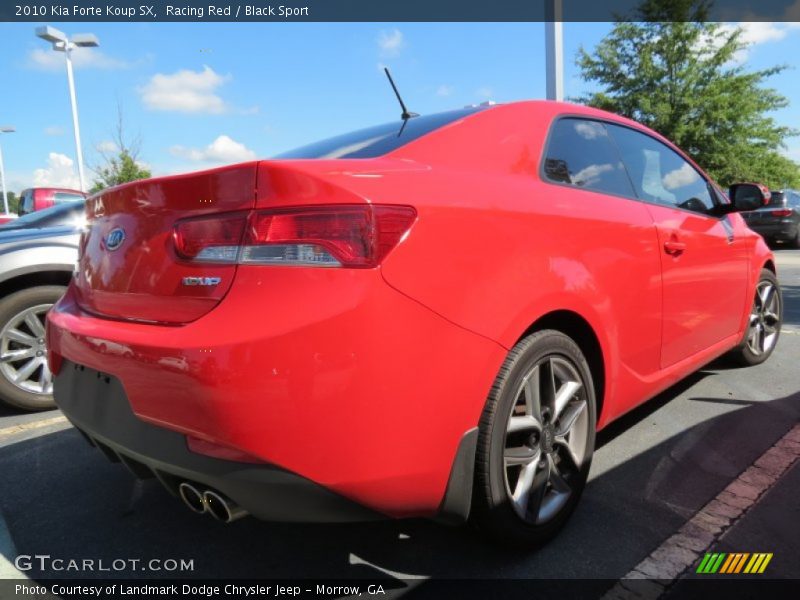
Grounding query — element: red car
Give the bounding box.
[17,187,86,216]
[47,101,781,546]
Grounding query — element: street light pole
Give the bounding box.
[0,127,14,215]
[63,45,87,192]
[35,26,99,193]
[545,0,564,101]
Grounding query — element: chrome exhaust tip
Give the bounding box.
[203,490,248,523]
[178,482,206,514]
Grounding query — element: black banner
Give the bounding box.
[2,579,800,600]
[2,0,800,23]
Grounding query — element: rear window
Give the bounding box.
[53,192,84,205]
[767,191,786,207]
[274,107,486,160]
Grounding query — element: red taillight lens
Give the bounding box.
[173,205,416,268]
[173,212,248,261]
[771,209,792,217]
[245,207,373,267]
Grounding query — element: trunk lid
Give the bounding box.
[74,163,258,324]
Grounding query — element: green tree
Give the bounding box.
[3,191,18,213]
[576,0,800,189]
[90,107,151,193]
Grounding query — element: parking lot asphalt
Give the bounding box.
[0,249,798,589]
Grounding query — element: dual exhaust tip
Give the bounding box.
[178,482,248,523]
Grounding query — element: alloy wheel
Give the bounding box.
[0,303,53,395]
[503,355,589,525]
[747,281,780,356]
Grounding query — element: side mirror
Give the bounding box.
[729,183,771,212]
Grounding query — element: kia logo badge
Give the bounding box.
[104,228,126,251]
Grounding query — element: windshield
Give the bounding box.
[274,107,487,160]
[0,201,85,229]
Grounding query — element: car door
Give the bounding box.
[607,123,750,369]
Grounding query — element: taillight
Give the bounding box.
[173,212,248,262]
[173,205,416,268]
[771,208,792,217]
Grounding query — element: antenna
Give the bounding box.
[384,67,419,120]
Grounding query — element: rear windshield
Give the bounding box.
[768,191,785,207]
[274,107,486,160]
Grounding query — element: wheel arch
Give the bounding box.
[0,269,73,300]
[518,309,606,426]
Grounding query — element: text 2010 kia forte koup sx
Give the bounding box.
[47,101,782,546]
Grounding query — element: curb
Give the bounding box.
[603,423,800,599]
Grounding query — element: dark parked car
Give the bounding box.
[741,189,800,247]
[0,201,86,232]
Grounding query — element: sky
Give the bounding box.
[1,21,800,193]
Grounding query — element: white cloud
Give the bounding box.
[476,86,494,99]
[44,126,64,136]
[574,121,604,140]
[573,163,614,187]
[712,22,799,63]
[140,66,230,114]
[377,29,404,57]
[28,47,127,71]
[436,84,454,97]
[96,140,118,153]
[663,162,700,190]
[32,153,81,189]
[169,135,256,164]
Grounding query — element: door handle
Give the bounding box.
[664,239,686,256]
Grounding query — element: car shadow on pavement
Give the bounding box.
[1,377,798,586]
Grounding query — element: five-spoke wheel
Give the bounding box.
[730,269,782,367]
[504,356,589,525]
[472,329,596,547]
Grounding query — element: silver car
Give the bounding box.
[0,226,79,410]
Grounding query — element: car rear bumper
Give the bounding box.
[47,269,506,520]
[56,361,379,522]
[745,220,798,240]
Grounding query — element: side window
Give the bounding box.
[53,192,84,205]
[607,124,715,215]
[22,191,33,213]
[788,191,800,209]
[542,118,635,197]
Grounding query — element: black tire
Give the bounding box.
[0,285,66,411]
[790,229,800,250]
[728,269,782,367]
[471,329,596,548]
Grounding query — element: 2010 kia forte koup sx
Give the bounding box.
[47,101,782,546]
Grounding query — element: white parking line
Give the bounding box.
[603,423,800,599]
